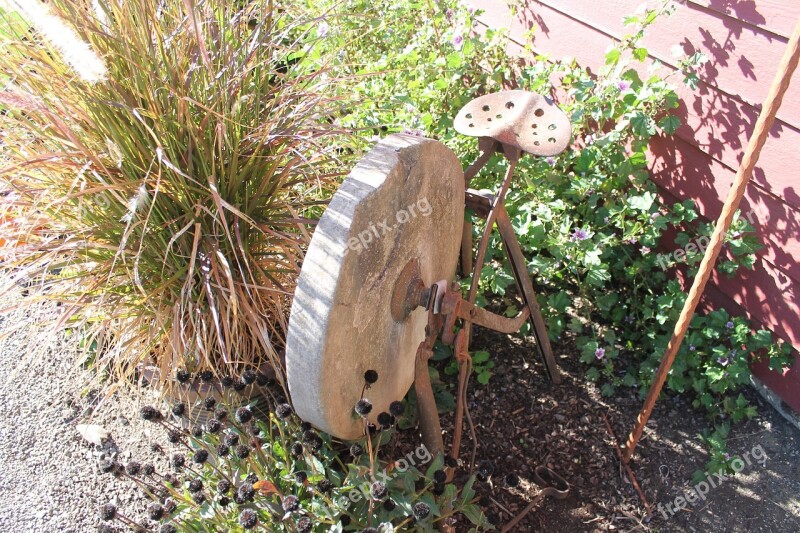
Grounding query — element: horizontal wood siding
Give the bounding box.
[467,0,800,410]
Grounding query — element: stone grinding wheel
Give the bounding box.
[453,90,572,156]
[286,134,465,440]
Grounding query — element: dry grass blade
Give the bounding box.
[0,0,348,393]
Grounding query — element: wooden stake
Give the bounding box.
[623,16,800,463]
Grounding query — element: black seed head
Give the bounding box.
[233,379,247,392]
[170,453,185,470]
[235,407,253,424]
[275,403,293,419]
[205,419,221,434]
[171,402,186,417]
[340,515,351,526]
[377,412,395,427]
[99,503,116,521]
[224,433,239,447]
[245,472,258,484]
[141,463,155,476]
[294,471,307,484]
[383,498,396,511]
[370,481,387,500]
[364,369,379,384]
[297,516,312,533]
[291,442,304,457]
[255,372,270,386]
[504,473,520,487]
[239,509,258,529]
[476,461,493,481]
[233,492,246,505]
[218,496,231,507]
[363,528,378,533]
[433,481,445,495]
[167,429,182,444]
[217,479,232,494]
[150,442,163,454]
[147,503,164,520]
[282,495,300,513]
[140,405,162,422]
[216,443,230,457]
[199,370,213,383]
[355,399,372,417]
[433,470,447,484]
[238,482,255,502]
[220,375,234,388]
[389,401,405,417]
[413,502,431,520]
[160,525,177,533]
[349,444,363,458]
[191,425,203,438]
[214,408,228,421]
[203,397,216,410]
[163,499,177,514]
[192,492,206,504]
[188,478,203,492]
[317,479,333,493]
[235,444,250,459]
[241,369,257,385]
[445,456,459,468]
[125,461,141,476]
[176,369,190,383]
[300,421,312,432]
[99,460,115,474]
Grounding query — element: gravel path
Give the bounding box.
[0,282,161,532]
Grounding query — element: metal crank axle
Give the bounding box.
[390,258,530,457]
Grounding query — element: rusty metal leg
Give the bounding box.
[495,206,561,384]
[414,341,444,458]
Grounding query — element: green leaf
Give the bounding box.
[462,504,489,527]
[633,47,648,61]
[658,115,681,134]
[605,48,621,65]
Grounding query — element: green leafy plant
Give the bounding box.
[301,0,792,477]
[0,0,343,387]
[446,350,494,386]
[103,373,488,532]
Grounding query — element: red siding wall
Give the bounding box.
[467,0,800,410]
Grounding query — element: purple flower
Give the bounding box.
[724,453,731,461]
[726,321,734,329]
[571,228,590,241]
[651,212,660,220]
[717,356,730,367]
[452,34,464,50]
[595,347,606,360]
[403,128,424,137]
[626,237,638,245]
[625,315,634,324]
[617,81,631,92]
[546,156,556,167]
[446,8,454,19]
[641,246,651,254]
[689,344,696,351]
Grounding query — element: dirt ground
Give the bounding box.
[442,321,800,532]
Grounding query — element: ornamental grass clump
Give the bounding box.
[0,0,343,387]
